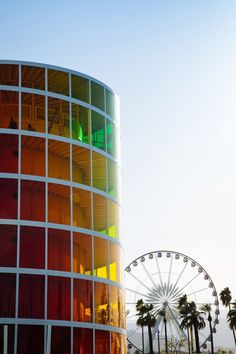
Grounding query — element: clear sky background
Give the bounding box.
[1,0,236,347]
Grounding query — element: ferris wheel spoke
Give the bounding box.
[127,325,141,340]
[141,260,158,290]
[174,272,201,297]
[126,269,154,293]
[167,304,188,341]
[186,286,211,297]
[172,260,188,291]
[126,287,148,299]
[167,253,173,293]
[155,255,164,288]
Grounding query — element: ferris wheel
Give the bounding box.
[125,250,219,352]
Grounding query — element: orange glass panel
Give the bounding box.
[94,282,109,325]
[22,65,45,90]
[71,75,89,103]
[108,199,119,239]
[21,136,45,176]
[95,330,110,354]
[121,334,127,354]
[48,97,70,137]
[111,332,122,354]
[0,90,18,129]
[72,187,91,229]
[48,228,71,271]
[73,232,92,275]
[0,134,18,173]
[110,286,119,327]
[21,180,45,222]
[48,139,70,180]
[93,193,107,234]
[119,289,126,329]
[109,242,120,283]
[72,145,90,186]
[73,278,92,322]
[21,93,45,133]
[48,69,69,96]
[92,151,106,192]
[94,237,108,279]
[0,64,18,86]
[48,183,70,225]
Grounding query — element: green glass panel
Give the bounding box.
[72,103,90,144]
[92,111,105,151]
[71,75,89,103]
[91,81,104,111]
[106,90,115,118]
[106,120,116,156]
[107,159,117,198]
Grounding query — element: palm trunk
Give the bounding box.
[148,325,154,354]
[209,320,214,354]
[187,328,191,354]
[142,325,144,354]
[193,323,200,354]
[229,304,236,347]
[164,318,168,354]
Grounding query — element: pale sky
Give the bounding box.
[1,0,236,347]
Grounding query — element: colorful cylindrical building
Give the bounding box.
[0,61,126,354]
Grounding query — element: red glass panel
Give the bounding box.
[48,228,71,271]
[0,273,16,317]
[21,136,45,176]
[0,64,18,86]
[0,134,18,173]
[17,325,44,354]
[0,90,19,129]
[48,183,70,225]
[95,330,110,354]
[51,326,71,354]
[0,178,18,219]
[20,226,45,269]
[18,274,44,318]
[21,180,45,222]
[0,324,14,354]
[0,224,17,267]
[73,279,92,322]
[73,327,93,354]
[48,276,71,320]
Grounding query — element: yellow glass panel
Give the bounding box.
[72,188,91,229]
[48,139,70,181]
[72,145,90,186]
[92,151,106,192]
[73,232,92,275]
[21,136,45,176]
[110,285,119,327]
[48,183,70,225]
[109,242,119,282]
[48,69,69,96]
[108,199,119,239]
[21,93,45,133]
[94,237,108,279]
[48,97,69,138]
[107,159,117,198]
[94,282,109,324]
[93,193,107,234]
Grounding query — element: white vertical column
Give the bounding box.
[3,325,8,354]
[46,325,51,354]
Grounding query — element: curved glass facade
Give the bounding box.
[0,61,125,354]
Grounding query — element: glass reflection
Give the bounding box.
[0,90,18,129]
[94,282,109,324]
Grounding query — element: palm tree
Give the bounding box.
[178,298,205,354]
[200,304,214,354]
[159,308,168,354]
[220,287,236,346]
[228,301,236,336]
[136,299,156,354]
[177,295,191,354]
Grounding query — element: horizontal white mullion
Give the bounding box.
[0,85,19,91]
